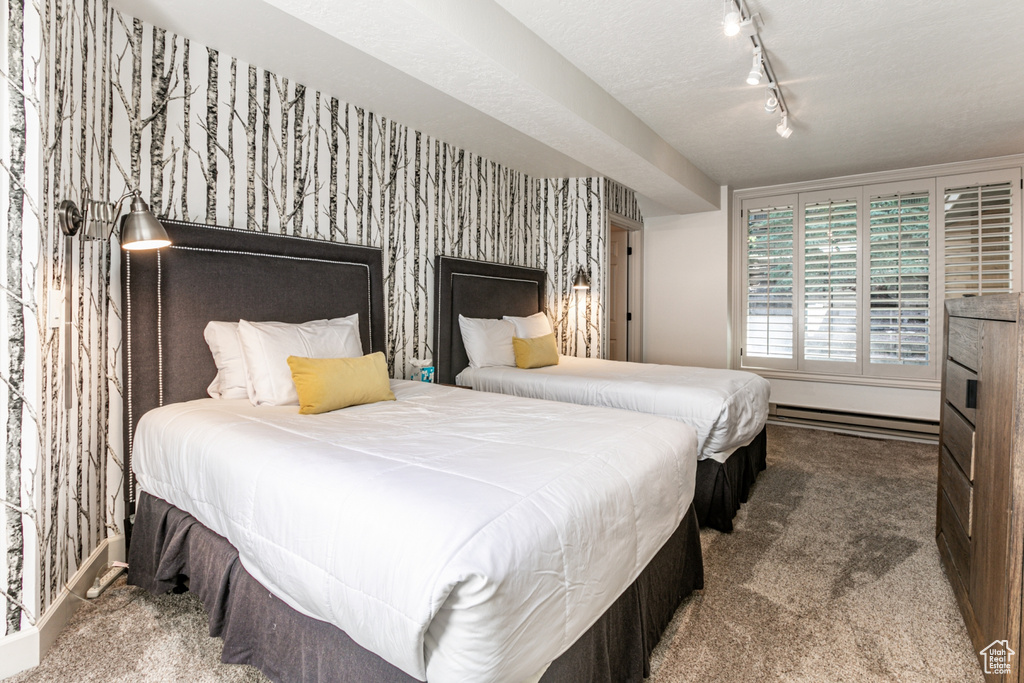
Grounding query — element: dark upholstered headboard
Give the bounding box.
[433,256,546,385]
[122,220,385,528]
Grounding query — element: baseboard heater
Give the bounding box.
[769,404,939,441]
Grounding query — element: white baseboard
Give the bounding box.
[0,534,125,679]
[0,626,40,679]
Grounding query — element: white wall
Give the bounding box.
[642,185,942,421]
[644,186,731,368]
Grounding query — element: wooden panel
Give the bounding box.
[1007,298,1024,683]
[947,293,1019,322]
[946,360,979,425]
[970,319,1015,655]
[943,402,976,480]
[941,446,974,536]
[940,489,972,588]
[948,317,981,372]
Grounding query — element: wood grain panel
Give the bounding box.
[970,319,1014,656]
[941,446,973,536]
[946,360,979,426]
[1007,296,1024,683]
[943,402,976,481]
[948,317,981,372]
[940,489,972,588]
[947,294,1019,322]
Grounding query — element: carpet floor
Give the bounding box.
[5,425,982,682]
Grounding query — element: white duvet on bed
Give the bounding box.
[133,380,697,683]
[457,356,770,463]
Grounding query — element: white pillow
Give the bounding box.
[458,315,515,368]
[204,321,248,400]
[237,314,363,406]
[503,311,553,339]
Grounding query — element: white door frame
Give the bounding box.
[607,212,644,362]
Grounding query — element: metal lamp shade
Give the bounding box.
[120,195,170,250]
[573,269,590,290]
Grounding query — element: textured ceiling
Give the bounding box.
[114,0,1024,214]
[495,0,1024,189]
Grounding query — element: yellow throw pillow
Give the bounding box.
[287,352,396,415]
[512,333,560,369]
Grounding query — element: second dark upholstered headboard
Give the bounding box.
[433,256,546,385]
[122,220,385,530]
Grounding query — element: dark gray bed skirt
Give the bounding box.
[128,492,704,683]
[693,426,768,533]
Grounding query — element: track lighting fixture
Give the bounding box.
[724,0,761,37]
[738,17,761,37]
[746,49,763,86]
[776,114,793,139]
[719,0,795,138]
[723,1,741,36]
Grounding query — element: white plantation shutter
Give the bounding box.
[943,179,1015,297]
[868,191,930,367]
[737,166,1019,383]
[803,198,858,363]
[744,202,795,362]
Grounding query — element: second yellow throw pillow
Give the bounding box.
[287,352,396,414]
[512,333,560,369]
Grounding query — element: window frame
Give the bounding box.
[740,193,798,371]
[938,168,1023,301]
[731,158,1024,390]
[797,188,864,376]
[861,178,938,381]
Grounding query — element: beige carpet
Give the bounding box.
[6,425,981,682]
[651,425,981,682]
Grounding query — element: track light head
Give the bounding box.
[739,15,762,37]
[723,1,741,36]
[764,88,779,113]
[746,50,764,85]
[776,114,793,139]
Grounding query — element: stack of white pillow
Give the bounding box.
[204,314,363,406]
[459,311,555,368]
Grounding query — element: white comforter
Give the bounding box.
[133,380,697,682]
[458,356,770,463]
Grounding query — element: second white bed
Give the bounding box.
[457,355,770,463]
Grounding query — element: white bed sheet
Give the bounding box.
[133,380,697,683]
[457,356,770,463]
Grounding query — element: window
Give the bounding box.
[941,172,1017,297]
[803,197,858,365]
[866,185,932,377]
[744,201,794,363]
[737,166,1022,385]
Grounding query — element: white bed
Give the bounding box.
[133,380,698,683]
[457,356,770,463]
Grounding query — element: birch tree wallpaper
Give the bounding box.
[1,0,643,638]
[2,0,42,637]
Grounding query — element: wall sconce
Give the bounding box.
[57,189,170,250]
[573,268,590,291]
[54,189,169,409]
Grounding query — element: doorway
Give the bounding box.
[609,226,629,361]
[607,219,643,362]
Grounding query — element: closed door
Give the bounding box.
[609,227,628,361]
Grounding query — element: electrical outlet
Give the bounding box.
[47,290,62,328]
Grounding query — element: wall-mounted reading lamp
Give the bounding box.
[573,268,590,290]
[55,189,170,408]
[57,189,170,249]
